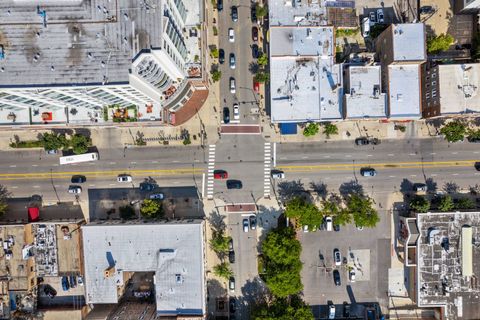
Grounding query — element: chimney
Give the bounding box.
[104,266,115,278]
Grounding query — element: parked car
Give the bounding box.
[223,107,230,124]
[362,17,370,37]
[229,277,235,291]
[355,137,369,145]
[77,276,84,286]
[356,224,364,231]
[243,218,249,232]
[419,5,434,14]
[271,170,285,179]
[325,216,333,231]
[228,239,234,251]
[249,215,257,230]
[46,149,58,155]
[61,276,70,291]
[303,225,310,233]
[467,136,480,143]
[228,28,235,42]
[219,49,225,64]
[229,53,236,69]
[117,174,132,182]
[328,303,336,319]
[377,9,384,23]
[149,193,164,200]
[349,268,356,282]
[252,26,258,41]
[140,183,155,191]
[229,297,236,313]
[69,275,77,288]
[214,170,228,179]
[71,175,86,183]
[413,183,427,192]
[68,185,82,194]
[229,250,235,263]
[217,0,223,11]
[253,80,260,93]
[227,179,242,189]
[360,168,377,177]
[231,6,238,21]
[43,285,57,298]
[343,303,351,318]
[475,162,480,171]
[252,44,259,59]
[333,224,340,232]
[369,11,376,24]
[334,248,341,266]
[333,270,341,286]
[233,104,239,120]
[251,5,257,23]
[230,77,236,93]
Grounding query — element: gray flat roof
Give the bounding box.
[416,212,480,320]
[270,26,334,57]
[439,63,480,115]
[388,64,421,119]
[345,65,387,119]
[0,0,163,87]
[392,24,426,62]
[269,0,328,26]
[82,221,205,316]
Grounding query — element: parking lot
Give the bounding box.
[299,211,391,314]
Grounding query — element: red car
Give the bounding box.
[253,81,260,93]
[213,170,228,179]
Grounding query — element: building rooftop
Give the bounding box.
[391,23,426,62]
[345,65,387,119]
[388,64,421,118]
[439,63,480,115]
[82,221,205,316]
[268,0,328,26]
[416,211,480,320]
[0,0,162,87]
[270,26,334,57]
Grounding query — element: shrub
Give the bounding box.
[303,123,319,137]
[427,34,454,54]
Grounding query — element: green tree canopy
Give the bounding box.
[252,296,314,320]
[41,132,68,151]
[438,195,454,212]
[256,4,268,17]
[70,134,90,154]
[262,227,303,297]
[210,47,219,58]
[258,53,268,67]
[285,197,323,230]
[209,230,232,254]
[467,128,480,141]
[211,70,221,82]
[119,205,136,220]
[323,123,338,138]
[409,196,430,213]
[427,34,454,54]
[213,262,233,280]
[0,185,10,216]
[303,123,319,137]
[345,194,379,228]
[140,199,164,219]
[440,121,467,143]
[255,71,270,83]
[454,197,475,210]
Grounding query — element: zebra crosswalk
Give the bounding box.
[207,144,216,200]
[264,142,271,198]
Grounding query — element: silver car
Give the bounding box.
[149,193,164,200]
[243,219,249,232]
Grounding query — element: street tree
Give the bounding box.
[254,71,270,83]
[0,185,10,216]
[262,227,303,297]
[140,199,164,219]
[256,4,268,17]
[70,134,90,154]
[213,262,233,280]
[438,195,454,212]
[252,296,314,320]
[285,197,323,230]
[209,230,232,254]
[322,123,338,138]
[258,53,268,67]
[409,196,430,213]
[440,121,467,143]
[454,197,475,210]
[320,199,351,226]
[303,123,319,137]
[210,47,219,58]
[467,128,480,141]
[211,70,221,82]
[345,194,379,228]
[427,34,454,54]
[41,132,67,151]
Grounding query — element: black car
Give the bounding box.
[343,302,350,318]
[229,297,236,313]
[139,183,155,191]
[252,26,258,41]
[252,44,259,59]
[43,285,57,299]
[333,224,340,232]
[226,179,242,189]
[475,162,480,171]
[69,275,77,288]
[333,270,341,286]
[228,239,234,251]
[223,107,230,124]
[219,49,225,64]
[71,175,86,183]
[467,136,480,143]
[231,6,238,22]
[217,0,223,11]
[355,137,369,145]
[249,215,257,229]
[419,5,434,14]
[251,5,257,23]
[229,250,235,263]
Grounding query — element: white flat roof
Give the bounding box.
[82,221,205,316]
[268,0,327,26]
[439,63,480,115]
[392,24,426,62]
[270,26,334,57]
[388,64,421,119]
[345,65,387,119]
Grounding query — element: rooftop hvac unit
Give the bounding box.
[104,266,116,278]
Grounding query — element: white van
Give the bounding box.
[362,17,370,38]
[325,216,333,231]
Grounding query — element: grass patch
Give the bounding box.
[9,140,44,148]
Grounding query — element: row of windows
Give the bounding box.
[173,0,187,21]
[165,19,187,59]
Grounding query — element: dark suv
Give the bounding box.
[223,107,230,124]
[71,175,86,183]
[226,180,242,189]
[219,49,225,64]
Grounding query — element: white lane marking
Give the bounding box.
[474,151,479,154]
[451,152,458,155]
[410,175,417,177]
[109,183,115,186]
[302,156,308,159]
[409,153,416,156]
[388,154,394,156]
[273,143,277,167]
[32,164,38,167]
[430,174,437,177]
[345,155,352,158]
[11,186,18,189]
[324,155,330,158]
[173,181,180,185]
[53,164,59,167]
[430,153,436,155]
[109,162,116,165]
[452,173,459,176]
[152,161,158,164]
[9,165,16,168]
[367,154,373,157]
[171,160,179,163]
[389,176,396,178]
[89,184,95,187]
[33,185,40,188]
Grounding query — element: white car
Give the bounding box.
[228,28,235,43]
[377,9,384,23]
[68,185,82,194]
[271,170,285,179]
[334,248,341,266]
[243,219,249,232]
[233,104,239,120]
[349,268,356,282]
[328,304,335,319]
[362,17,370,38]
[117,174,132,182]
[77,276,84,286]
[149,193,164,200]
[230,78,236,94]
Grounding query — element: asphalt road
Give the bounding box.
[218,1,260,124]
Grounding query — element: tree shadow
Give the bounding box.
[51,128,74,137]
[249,61,260,74]
[239,277,269,313]
[339,180,364,198]
[425,177,438,193]
[256,205,282,252]
[74,128,91,139]
[143,176,157,185]
[206,278,228,315]
[277,180,309,203]
[309,181,328,200]
[399,179,413,194]
[208,209,226,232]
[443,181,460,194]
